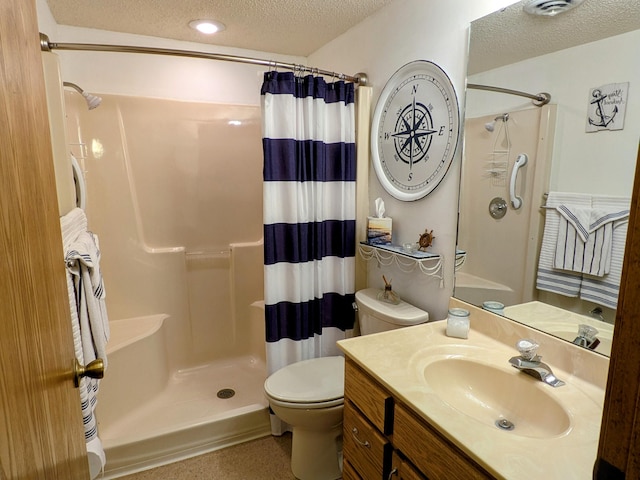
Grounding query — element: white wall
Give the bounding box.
[309,0,519,320]
[467,29,640,196]
[36,0,519,322]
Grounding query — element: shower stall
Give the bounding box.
[63,90,270,477]
[456,105,557,306]
[41,31,370,476]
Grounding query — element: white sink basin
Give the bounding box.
[423,357,571,439]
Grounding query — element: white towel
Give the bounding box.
[61,208,107,472]
[66,230,110,367]
[580,196,630,309]
[554,205,629,276]
[87,437,106,480]
[536,192,589,296]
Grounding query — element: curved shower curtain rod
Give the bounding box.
[39,33,368,86]
[467,83,551,106]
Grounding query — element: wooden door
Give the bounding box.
[0,0,89,478]
[594,144,640,478]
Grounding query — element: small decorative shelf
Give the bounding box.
[358,242,444,284]
[455,249,467,271]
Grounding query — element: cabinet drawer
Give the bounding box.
[342,460,362,480]
[345,358,394,434]
[394,404,494,480]
[343,400,392,480]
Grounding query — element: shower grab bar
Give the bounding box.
[40,33,368,86]
[509,153,528,209]
[467,83,551,106]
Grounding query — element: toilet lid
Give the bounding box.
[264,356,345,404]
[356,288,429,325]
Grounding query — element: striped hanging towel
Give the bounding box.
[554,205,629,277]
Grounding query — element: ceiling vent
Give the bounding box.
[523,0,585,16]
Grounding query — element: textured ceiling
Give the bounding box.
[45,0,394,56]
[469,0,640,74]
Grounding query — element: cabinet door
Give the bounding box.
[345,359,394,434]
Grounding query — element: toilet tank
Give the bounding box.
[355,288,429,336]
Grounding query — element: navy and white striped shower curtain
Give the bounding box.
[262,71,356,425]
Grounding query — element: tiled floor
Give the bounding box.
[120,433,296,479]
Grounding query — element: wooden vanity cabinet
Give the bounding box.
[343,358,494,480]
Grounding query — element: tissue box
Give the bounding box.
[367,217,392,245]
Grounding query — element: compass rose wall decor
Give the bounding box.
[586,82,629,132]
[371,60,460,201]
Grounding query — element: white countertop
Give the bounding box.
[338,298,609,480]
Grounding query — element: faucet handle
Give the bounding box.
[577,324,599,341]
[516,338,539,361]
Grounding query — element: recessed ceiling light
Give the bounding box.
[189,20,225,35]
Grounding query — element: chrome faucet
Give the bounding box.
[509,339,565,388]
[572,324,600,350]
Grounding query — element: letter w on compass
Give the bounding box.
[391,96,437,180]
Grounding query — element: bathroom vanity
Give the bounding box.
[343,357,492,479]
[338,298,609,479]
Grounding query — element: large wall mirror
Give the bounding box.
[456,0,640,357]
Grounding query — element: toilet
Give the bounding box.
[355,287,430,335]
[263,288,429,480]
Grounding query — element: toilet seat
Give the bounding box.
[264,356,345,409]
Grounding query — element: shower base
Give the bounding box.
[98,316,270,479]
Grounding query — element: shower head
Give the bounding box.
[63,81,102,110]
[484,113,510,132]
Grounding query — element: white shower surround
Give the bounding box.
[60,90,270,477]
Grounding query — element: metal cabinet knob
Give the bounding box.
[73,358,105,388]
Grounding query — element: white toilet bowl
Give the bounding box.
[264,290,429,479]
[264,356,344,480]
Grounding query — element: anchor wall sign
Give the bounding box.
[586,82,629,132]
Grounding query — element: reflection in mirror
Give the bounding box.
[457,0,640,357]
